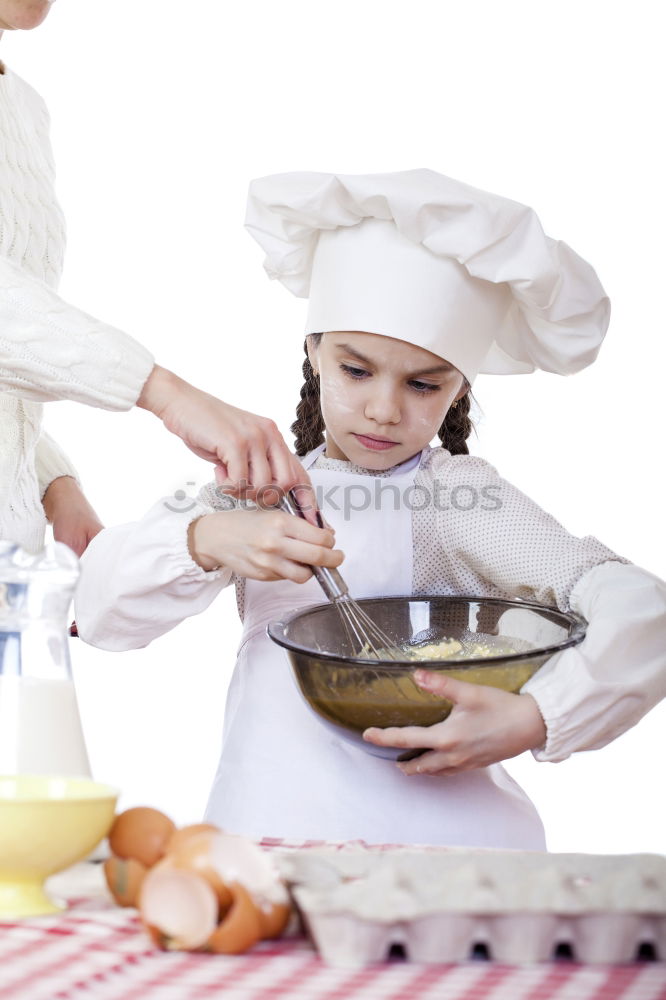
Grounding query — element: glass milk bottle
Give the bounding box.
[0,541,91,778]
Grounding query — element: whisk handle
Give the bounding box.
[277,488,322,525]
[278,491,349,602]
[311,566,348,601]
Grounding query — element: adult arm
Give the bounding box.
[0,257,317,506]
[0,255,154,409]
[34,429,79,498]
[34,431,103,555]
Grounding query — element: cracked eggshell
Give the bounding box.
[139,863,219,950]
[202,831,289,907]
[257,900,292,939]
[205,882,263,954]
[163,830,233,911]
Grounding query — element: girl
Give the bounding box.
[75,170,666,849]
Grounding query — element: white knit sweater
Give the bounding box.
[0,60,154,553]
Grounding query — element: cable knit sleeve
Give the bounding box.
[0,67,155,410]
[75,484,235,651]
[34,429,80,499]
[0,255,155,410]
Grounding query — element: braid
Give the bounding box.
[438,390,473,455]
[291,336,325,457]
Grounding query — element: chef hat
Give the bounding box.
[245,169,610,384]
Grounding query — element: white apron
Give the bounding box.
[205,446,546,849]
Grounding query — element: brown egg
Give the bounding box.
[257,901,291,940]
[139,862,219,951]
[165,830,233,911]
[205,882,263,954]
[103,855,147,907]
[108,807,176,868]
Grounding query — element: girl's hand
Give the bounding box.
[363,669,547,775]
[188,508,344,582]
[42,476,104,557]
[137,366,318,523]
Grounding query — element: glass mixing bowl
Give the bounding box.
[267,595,586,760]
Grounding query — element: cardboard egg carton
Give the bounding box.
[277,848,666,966]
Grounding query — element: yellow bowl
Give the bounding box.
[0,774,118,918]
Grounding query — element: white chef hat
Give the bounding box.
[245,169,610,384]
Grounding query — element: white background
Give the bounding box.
[3,0,664,852]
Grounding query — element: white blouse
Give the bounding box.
[75,446,666,764]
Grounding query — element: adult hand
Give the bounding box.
[42,476,104,558]
[363,668,547,775]
[137,366,318,522]
[188,508,343,581]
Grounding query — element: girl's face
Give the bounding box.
[0,0,55,32]
[308,331,467,470]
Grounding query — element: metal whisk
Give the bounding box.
[278,490,403,661]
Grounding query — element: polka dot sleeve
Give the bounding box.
[413,449,629,610]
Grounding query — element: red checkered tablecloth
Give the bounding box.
[0,842,664,1000]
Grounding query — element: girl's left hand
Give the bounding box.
[362,669,547,775]
[42,476,104,557]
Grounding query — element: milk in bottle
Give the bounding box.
[0,541,91,778]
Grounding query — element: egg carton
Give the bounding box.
[277,847,666,966]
